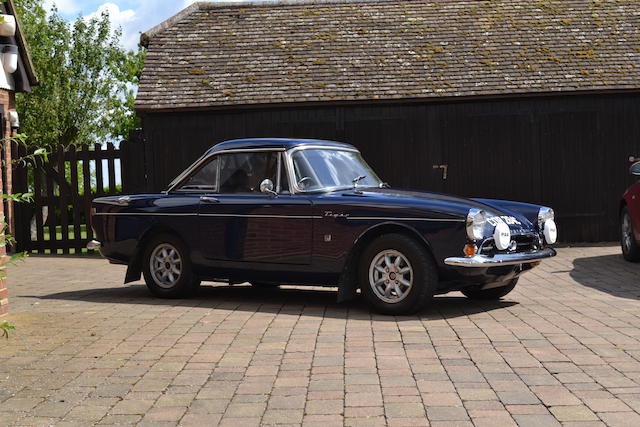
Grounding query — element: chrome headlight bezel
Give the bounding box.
[466,208,487,241]
[538,207,554,227]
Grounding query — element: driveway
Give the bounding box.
[1,245,640,426]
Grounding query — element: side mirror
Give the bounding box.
[260,179,277,196]
[631,162,640,176]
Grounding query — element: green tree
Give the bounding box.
[13,0,145,148]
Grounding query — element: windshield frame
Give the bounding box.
[284,146,382,194]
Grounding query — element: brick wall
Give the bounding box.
[0,89,15,316]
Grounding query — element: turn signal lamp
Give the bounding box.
[463,244,477,257]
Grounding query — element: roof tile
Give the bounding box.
[136,0,640,111]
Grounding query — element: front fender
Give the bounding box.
[337,221,439,303]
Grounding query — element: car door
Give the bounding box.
[197,150,314,265]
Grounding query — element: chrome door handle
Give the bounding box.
[200,196,220,203]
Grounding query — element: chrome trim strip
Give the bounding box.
[217,148,287,154]
[289,145,359,153]
[94,212,321,219]
[444,248,556,267]
[199,214,322,219]
[94,212,196,216]
[347,216,465,222]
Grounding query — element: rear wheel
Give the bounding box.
[461,279,518,300]
[359,234,437,315]
[621,207,640,262]
[142,233,199,298]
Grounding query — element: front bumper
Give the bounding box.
[444,248,556,267]
[86,240,101,250]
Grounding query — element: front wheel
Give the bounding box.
[142,233,199,298]
[359,234,437,315]
[621,207,640,262]
[461,279,518,300]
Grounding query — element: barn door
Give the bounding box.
[440,111,540,204]
[342,105,444,193]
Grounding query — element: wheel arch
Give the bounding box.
[124,224,187,284]
[336,222,437,303]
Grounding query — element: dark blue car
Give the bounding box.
[89,139,557,314]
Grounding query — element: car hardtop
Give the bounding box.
[205,138,357,155]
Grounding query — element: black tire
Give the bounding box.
[621,207,640,262]
[359,233,437,315]
[461,279,518,300]
[142,233,199,298]
[250,281,279,288]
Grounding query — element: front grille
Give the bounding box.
[479,233,541,255]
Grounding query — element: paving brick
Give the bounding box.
[305,399,344,415]
[549,405,599,421]
[110,398,155,415]
[385,402,426,418]
[4,247,640,426]
[530,386,581,406]
[426,406,470,421]
[512,414,562,427]
[598,412,640,427]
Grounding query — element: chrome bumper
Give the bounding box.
[444,248,556,267]
[86,240,101,250]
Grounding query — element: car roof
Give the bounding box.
[206,138,356,155]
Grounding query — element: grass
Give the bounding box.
[33,224,96,255]
[42,224,89,241]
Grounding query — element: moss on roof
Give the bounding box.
[136,0,640,111]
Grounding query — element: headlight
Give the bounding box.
[466,209,486,241]
[538,207,554,224]
[538,207,557,244]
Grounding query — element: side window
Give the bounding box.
[219,152,278,194]
[180,156,219,191]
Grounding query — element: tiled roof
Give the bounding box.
[136,0,640,111]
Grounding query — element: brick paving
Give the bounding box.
[1,245,639,426]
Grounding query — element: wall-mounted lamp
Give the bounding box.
[2,44,18,73]
[9,111,19,129]
[0,15,16,37]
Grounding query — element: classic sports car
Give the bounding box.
[89,138,557,314]
[621,161,640,262]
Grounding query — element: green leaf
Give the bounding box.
[13,0,146,147]
[1,321,15,339]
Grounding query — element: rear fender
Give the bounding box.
[123,225,183,284]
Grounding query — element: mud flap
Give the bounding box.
[336,255,359,303]
[124,251,142,284]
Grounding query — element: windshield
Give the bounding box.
[291,148,382,191]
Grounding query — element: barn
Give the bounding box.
[134,0,640,242]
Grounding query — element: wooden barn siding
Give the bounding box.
[140,93,640,242]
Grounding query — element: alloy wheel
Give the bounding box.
[149,243,183,288]
[368,249,414,303]
[622,213,634,253]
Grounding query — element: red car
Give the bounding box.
[621,162,640,261]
